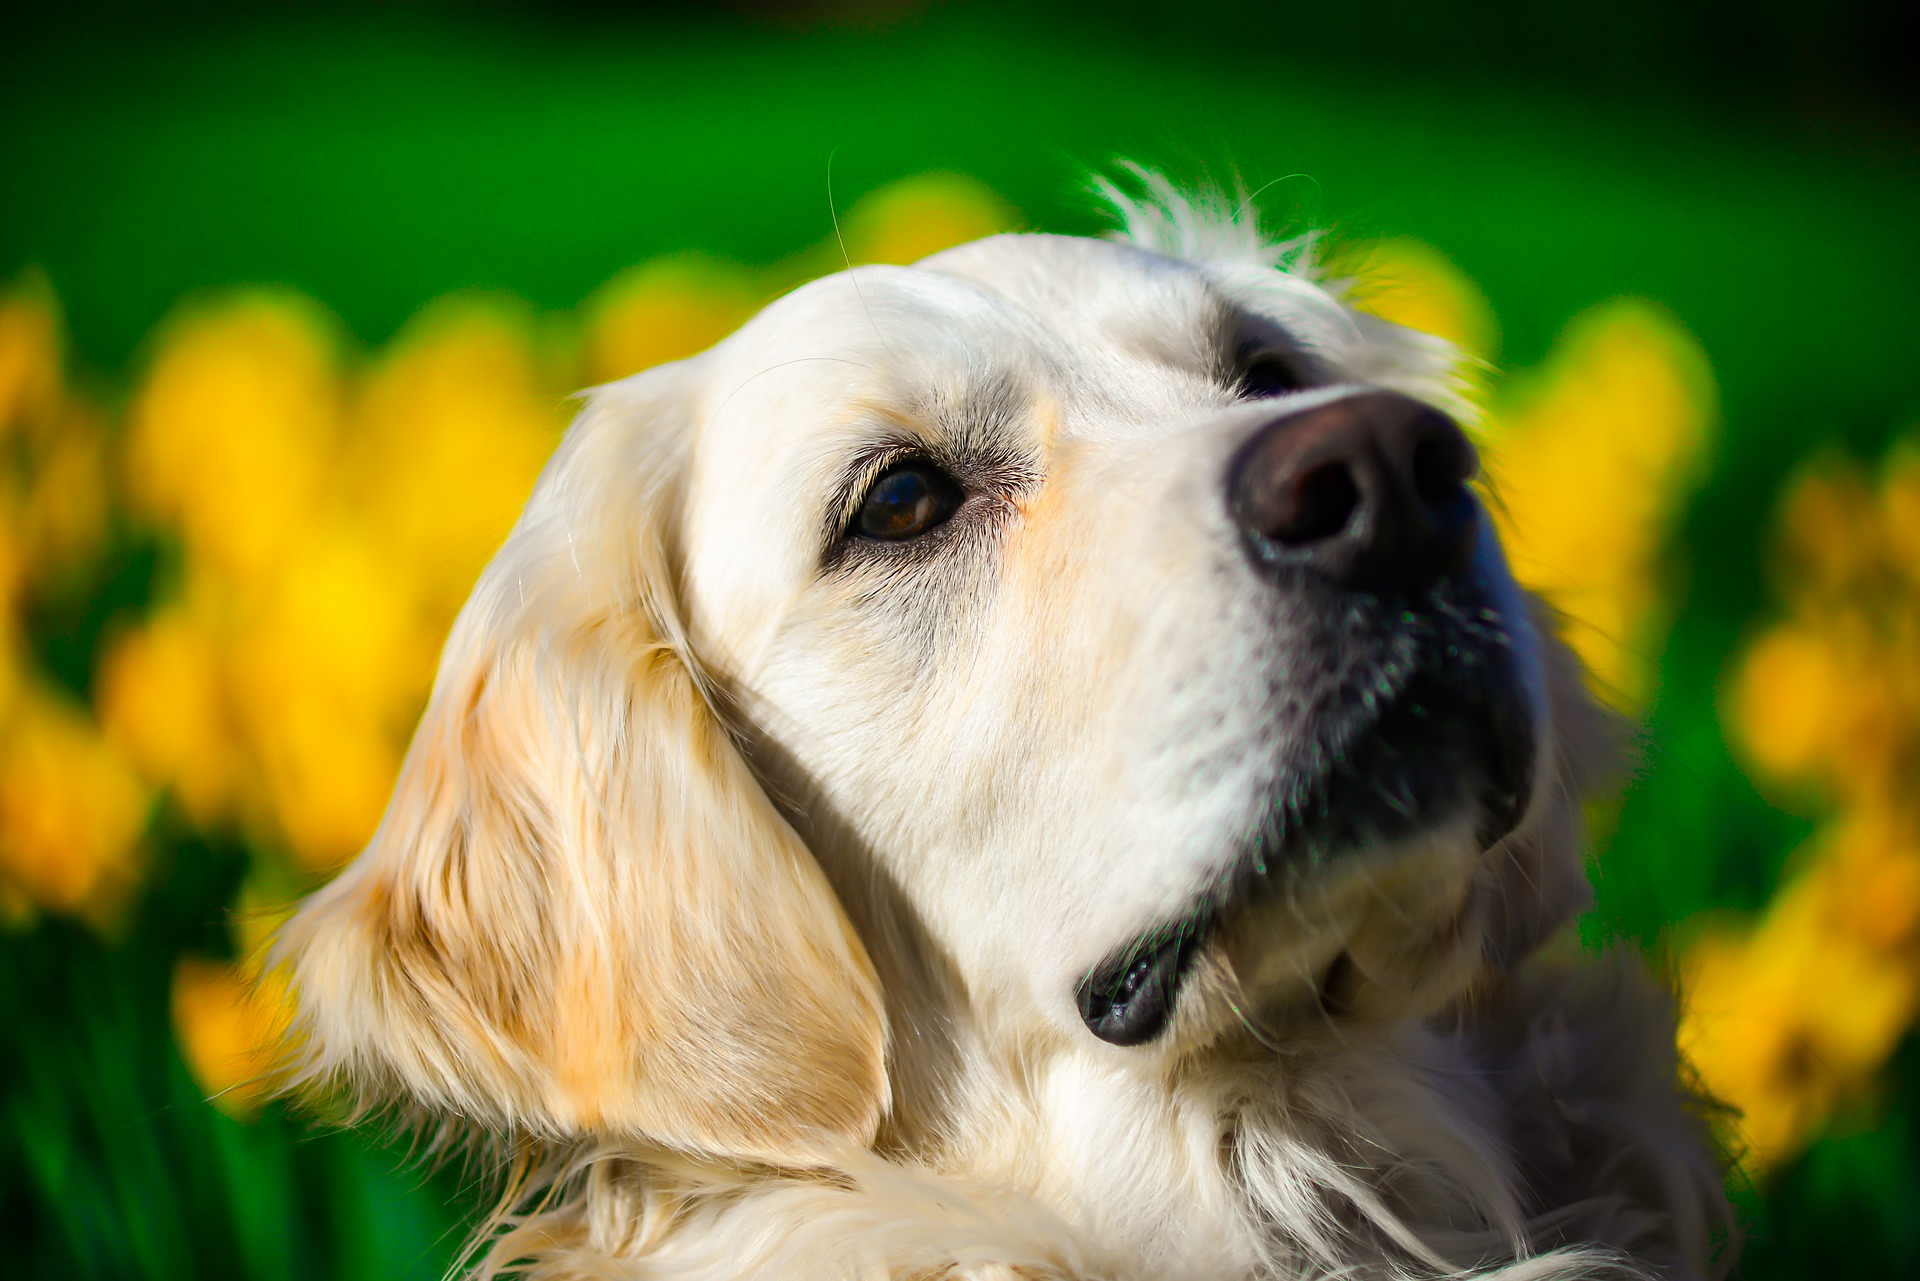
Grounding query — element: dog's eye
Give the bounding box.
[855,462,963,541]
[1237,354,1303,399]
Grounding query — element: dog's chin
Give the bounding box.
[1210,814,1492,1038]
[1077,806,1499,1053]
[1077,662,1539,1050]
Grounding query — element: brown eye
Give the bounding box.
[1238,354,1303,399]
[855,462,963,540]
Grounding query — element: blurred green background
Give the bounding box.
[4,2,1918,1277]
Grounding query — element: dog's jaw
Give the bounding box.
[1075,518,1545,1049]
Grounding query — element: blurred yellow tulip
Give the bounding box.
[1728,624,1848,788]
[0,272,64,443]
[105,297,568,873]
[1682,826,1920,1168]
[1483,300,1717,705]
[1335,236,1500,364]
[0,682,149,924]
[18,404,113,579]
[584,258,761,384]
[222,524,419,871]
[1879,439,1920,578]
[127,295,343,585]
[840,172,1020,266]
[171,956,290,1120]
[351,299,566,619]
[1,273,113,613]
[1774,457,1879,600]
[0,500,22,691]
[97,600,241,828]
[1696,430,1920,1172]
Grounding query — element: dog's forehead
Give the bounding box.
[917,232,1227,350]
[696,234,1230,451]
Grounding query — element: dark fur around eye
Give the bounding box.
[1237,354,1304,399]
[854,461,964,541]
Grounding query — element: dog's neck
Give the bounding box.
[879,993,1515,1277]
[867,948,1726,1280]
[721,740,1725,1279]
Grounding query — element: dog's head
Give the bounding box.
[272,188,1610,1165]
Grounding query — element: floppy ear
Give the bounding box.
[1481,602,1622,970]
[269,367,888,1162]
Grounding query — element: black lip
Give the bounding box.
[1075,922,1210,1046]
[1076,577,1536,1047]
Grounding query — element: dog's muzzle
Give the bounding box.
[1077,392,1537,1047]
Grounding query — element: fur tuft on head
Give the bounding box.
[1096,163,1474,422]
[1092,162,1321,276]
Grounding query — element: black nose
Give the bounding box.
[1228,391,1479,591]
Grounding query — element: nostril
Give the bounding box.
[1411,429,1474,510]
[1272,461,1360,544]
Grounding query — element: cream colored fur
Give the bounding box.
[270,180,1732,1280]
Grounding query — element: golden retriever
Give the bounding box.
[270,178,1731,1280]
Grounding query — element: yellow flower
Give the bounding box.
[1730,439,1920,808]
[839,172,1020,266]
[96,598,242,828]
[1726,623,1848,789]
[1682,823,1920,1170]
[0,271,64,443]
[1483,300,1716,704]
[226,524,419,871]
[0,496,23,694]
[106,294,567,870]
[1680,922,1816,1165]
[0,682,150,924]
[583,258,760,384]
[350,299,566,620]
[0,644,17,730]
[1877,438,1920,584]
[171,955,290,1120]
[1698,431,1920,1172]
[1,273,112,611]
[1823,806,1920,951]
[18,401,113,586]
[1334,237,1499,364]
[127,294,343,584]
[1773,456,1879,599]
